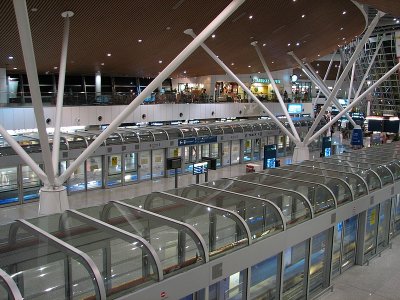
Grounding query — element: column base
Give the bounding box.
[39,186,69,216]
[293,145,310,163]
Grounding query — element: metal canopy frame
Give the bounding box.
[59,209,164,281]
[104,200,210,263]
[9,219,106,299]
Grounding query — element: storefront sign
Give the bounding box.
[252,78,281,84]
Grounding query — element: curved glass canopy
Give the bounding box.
[203,178,313,227]
[167,184,285,241]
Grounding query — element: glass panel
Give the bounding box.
[67,160,86,192]
[152,149,165,178]
[282,240,308,300]
[87,156,102,190]
[201,144,210,158]
[342,215,358,272]
[278,136,285,157]
[22,165,41,202]
[139,151,151,180]
[393,195,400,237]
[124,153,138,183]
[210,143,221,167]
[243,140,252,162]
[253,139,261,161]
[209,271,246,300]
[0,167,18,205]
[377,199,391,252]
[184,146,198,173]
[231,141,240,165]
[309,230,330,298]
[107,155,122,187]
[332,222,342,277]
[171,185,284,240]
[123,193,248,259]
[364,205,379,262]
[250,255,279,300]
[222,142,231,166]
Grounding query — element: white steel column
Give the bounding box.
[0,125,48,184]
[303,11,383,144]
[252,42,300,141]
[306,61,400,145]
[289,52,357,127]
[52,11,73,176]
[58,0,245,185]
[183,29,299,143]
[305,62,357,127]
[347,62,355,102]
[313,51,335,109]
[355,37,384,98]
[13,0,56,186]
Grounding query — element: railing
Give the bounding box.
[0,91,312,107]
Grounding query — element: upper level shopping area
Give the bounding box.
[0,142,398,300]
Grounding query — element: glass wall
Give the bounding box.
[124,153,138,183]
[210,143,221,167]
[231,141,240,165]
[67,160,86,192]
[243,139,252,162]
[87,156,103,190]
[0,167,18,205]
[209,270,246,300]
[139,151,151,180]
[282,240,309,300]
[250,255,280,300]
[107,154,122,187]
[222,142,231,166]
[309,230,331,298]
[22,165,41,202]
[342,216,358,272]
[253,139,261,161]
[377,199,391,252]
[364,205,379,262]
[391,195,400,237]
[152,149,165,178]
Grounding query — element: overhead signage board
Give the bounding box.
[178,136,217,146]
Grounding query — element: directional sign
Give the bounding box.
[178,136,217,146]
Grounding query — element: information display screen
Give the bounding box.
[264,144,277,169]
[193,162,208,175]
[288,103,303,114]
[324,147,331,157]
[322,136,332,157]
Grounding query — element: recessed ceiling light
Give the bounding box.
[263,43,266,47]
[8,56,13,60]
[13,67,17,70]
[342,37,345,40]
[249,15,253,19]
[166,26,171,30]
[231,63,235,66]
[316,71,319,73]
[293,0,296,2]
[107,53,111,57]
[296,42,300,46]
[271,61,274,64]
[183,70,187,74]
[31,8,38,12]
[317,63,320,66]
[340,27,344,30]
[101,63,105,66]
[342,11,346,15]
[211,34,216,38]
[138,39,143,43]
[248,65,251,68]
[53,66,58,69]
[301,14,305,18]
[287,43,291,46]
[318,54,320,57]
[397,20,400,24]
[159,60,163,64]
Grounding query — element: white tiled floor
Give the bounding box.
[319,236,400,300]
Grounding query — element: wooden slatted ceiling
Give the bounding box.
[0,0,366,78]
[357,0,400,17]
